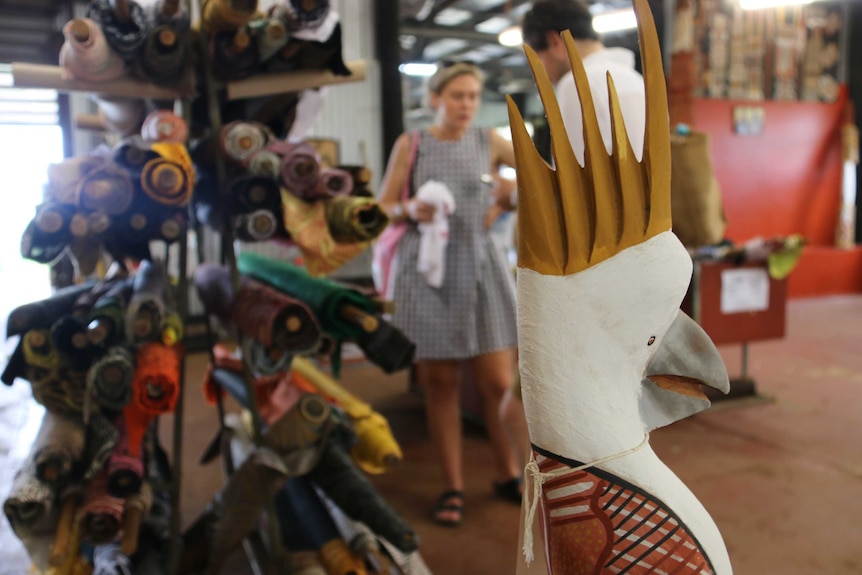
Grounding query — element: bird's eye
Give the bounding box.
[647,336,656,346]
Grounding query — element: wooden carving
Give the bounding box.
[509,0,733,573]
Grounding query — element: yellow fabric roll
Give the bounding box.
[319,539,368,575]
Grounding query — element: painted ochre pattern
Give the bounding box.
[537,453,715,575]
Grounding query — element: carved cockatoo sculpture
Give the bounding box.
[509,1,733,574]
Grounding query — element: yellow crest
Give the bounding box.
[508,0,671,276]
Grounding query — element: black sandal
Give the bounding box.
[433,490,464,527]
[493,477,523,504]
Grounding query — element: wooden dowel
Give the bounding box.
[120,506,143,555]
[69,19,90,43]
[75,113,107,131]
[12,62,186,99]
[339,304,379,333]
[226,59,367,100]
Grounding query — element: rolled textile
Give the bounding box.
[123,342,180,458]
[292,356,402,474]
[133,23,190,86]
[31,411,87,486]
[309,443,418,553]
[160,311,184,346]
[280,191,370,277]
[274,475,340,550]
[140,110,189,144]
[75,163,135,216]
[68,221,104,277]
[83,414,120,481]
[278,142,321,200]
[241,338,293,376]
[51,314,96,371]
[79,472,124,544]
[194,264,321,351]
[229,173,281,213]
[279,20,350,77]
[87,0,150,63]
[221,121,269,164]
[355,318,416,375]
[88,346,135,410]
[22,329,62,371]
[1,337,27,386]
[47,155,105,205]
[246,149,282,179]
[26,365,86,417]
[324,195,388,243]
[210,27,260,82]
[200,0,258,32]
[3,459,55,536]
[87,279,133,349]
[283,0,331,31]
[179,394,331,573]
[107,416,144,497]
[112,138,160,176]
[315,167,354,199]
[59,18,127,82]
[109,211,153,262]
[154,210,188,244]
[141,143,195,207]
[125,260,167,345]
[251,18,289,62]
[6,281,97,337]
[234,209,279,242]
[20,202,75,265]
[237,251,374,341]
[94,96,147,136]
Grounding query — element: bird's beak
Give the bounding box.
[640,311,730,430]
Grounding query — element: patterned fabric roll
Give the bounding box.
[79,472,124,544]
[59,18,127,82]
[26,365,87,418]
[22,329,61,370]
[123,342,180,458]
[83,414,120,481]
[221,121,269,164]
[75,163,135,216]
[210,27,260,82]
[133,23,190,86]
[20,202,75,265]
[87,0,150,63]
[107,417,144,497]
[246,149,282,179]
[200,0,258,32]
[88,346,135,410]
[141,155,193,207]
[141,110,189,144]
[278,142,321,200]
[315,167,354,199]
[3,460,55,536]
[31,411,86,487]
[233,209,278,242]
[125,260,166,345]
[324,195,388,243]
[6,281,97,337]
[283,0,331,31]
[251,18,288,62]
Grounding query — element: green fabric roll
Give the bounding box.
[237,252,375,342]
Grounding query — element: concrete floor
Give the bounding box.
[1,295,861,574]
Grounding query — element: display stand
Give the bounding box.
[682,259,788,400]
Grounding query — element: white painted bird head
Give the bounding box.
[509,0,729,439]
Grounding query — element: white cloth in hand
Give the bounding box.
[415,180,456,288]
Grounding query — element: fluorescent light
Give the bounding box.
[399,63,438,77]
[476,16,514,34]
[592,9,638,34]
[498,26,523,47]
[739,0,813,9]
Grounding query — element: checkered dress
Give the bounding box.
[391,127,517,360]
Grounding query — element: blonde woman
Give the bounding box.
[378,61,521,526]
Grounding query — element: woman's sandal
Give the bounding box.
[433,490,464,527]
[493,477,523,504]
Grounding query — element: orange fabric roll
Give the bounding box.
[123,342,181,457]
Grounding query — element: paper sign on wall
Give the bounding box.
[720,268,770,314]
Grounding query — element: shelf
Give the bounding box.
[11,62,191,100]
[226,59,367,101]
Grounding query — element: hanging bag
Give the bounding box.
[372,131,419,297]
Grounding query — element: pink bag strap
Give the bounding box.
[401,131,420,202]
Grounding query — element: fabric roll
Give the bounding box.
[160,311,184,346]
[31,411,86,487]
[3,460,55,536]
[6,281,97,337]
[79,472,124,544]
[241,338,293,376]
[133,23,190,86]
[309,443,418,553]
[26,365,87,417]
[59,18,127,82]
[246,149,282,179]
[324,196,388,244]
[221,121,269,165]
[125,259,166,345]
[237,252,375,341]
[20,202,75,265]
[75,163,135,216]
[87,0,150,63]
[50,315,96,371]
[88,279,133,349]
[123,342,180,458]
[22,329,61,370]
[355,318,416,375]
[154,210,188,244]
[280,192,369,277]
[210,27,260,82]
[315,167,354,199]
[279,18,350,77]
[88,346,135,410]
[111,138,160,177]
[233,209,278,241]
[278,142,321,200]
[320,539,368,575]
[140,144,194,207]
[200,0,258,31]
[141,110,189,144]
[107,417,144,497]
[229,173,281,213]
[95,97,147,136]
[47,155,105,206]
[1,337,28,386]
[251,18,289,62]
[83,414,120,481]
[275,476,341,550]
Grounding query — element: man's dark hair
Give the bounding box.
[521,0,599,50]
